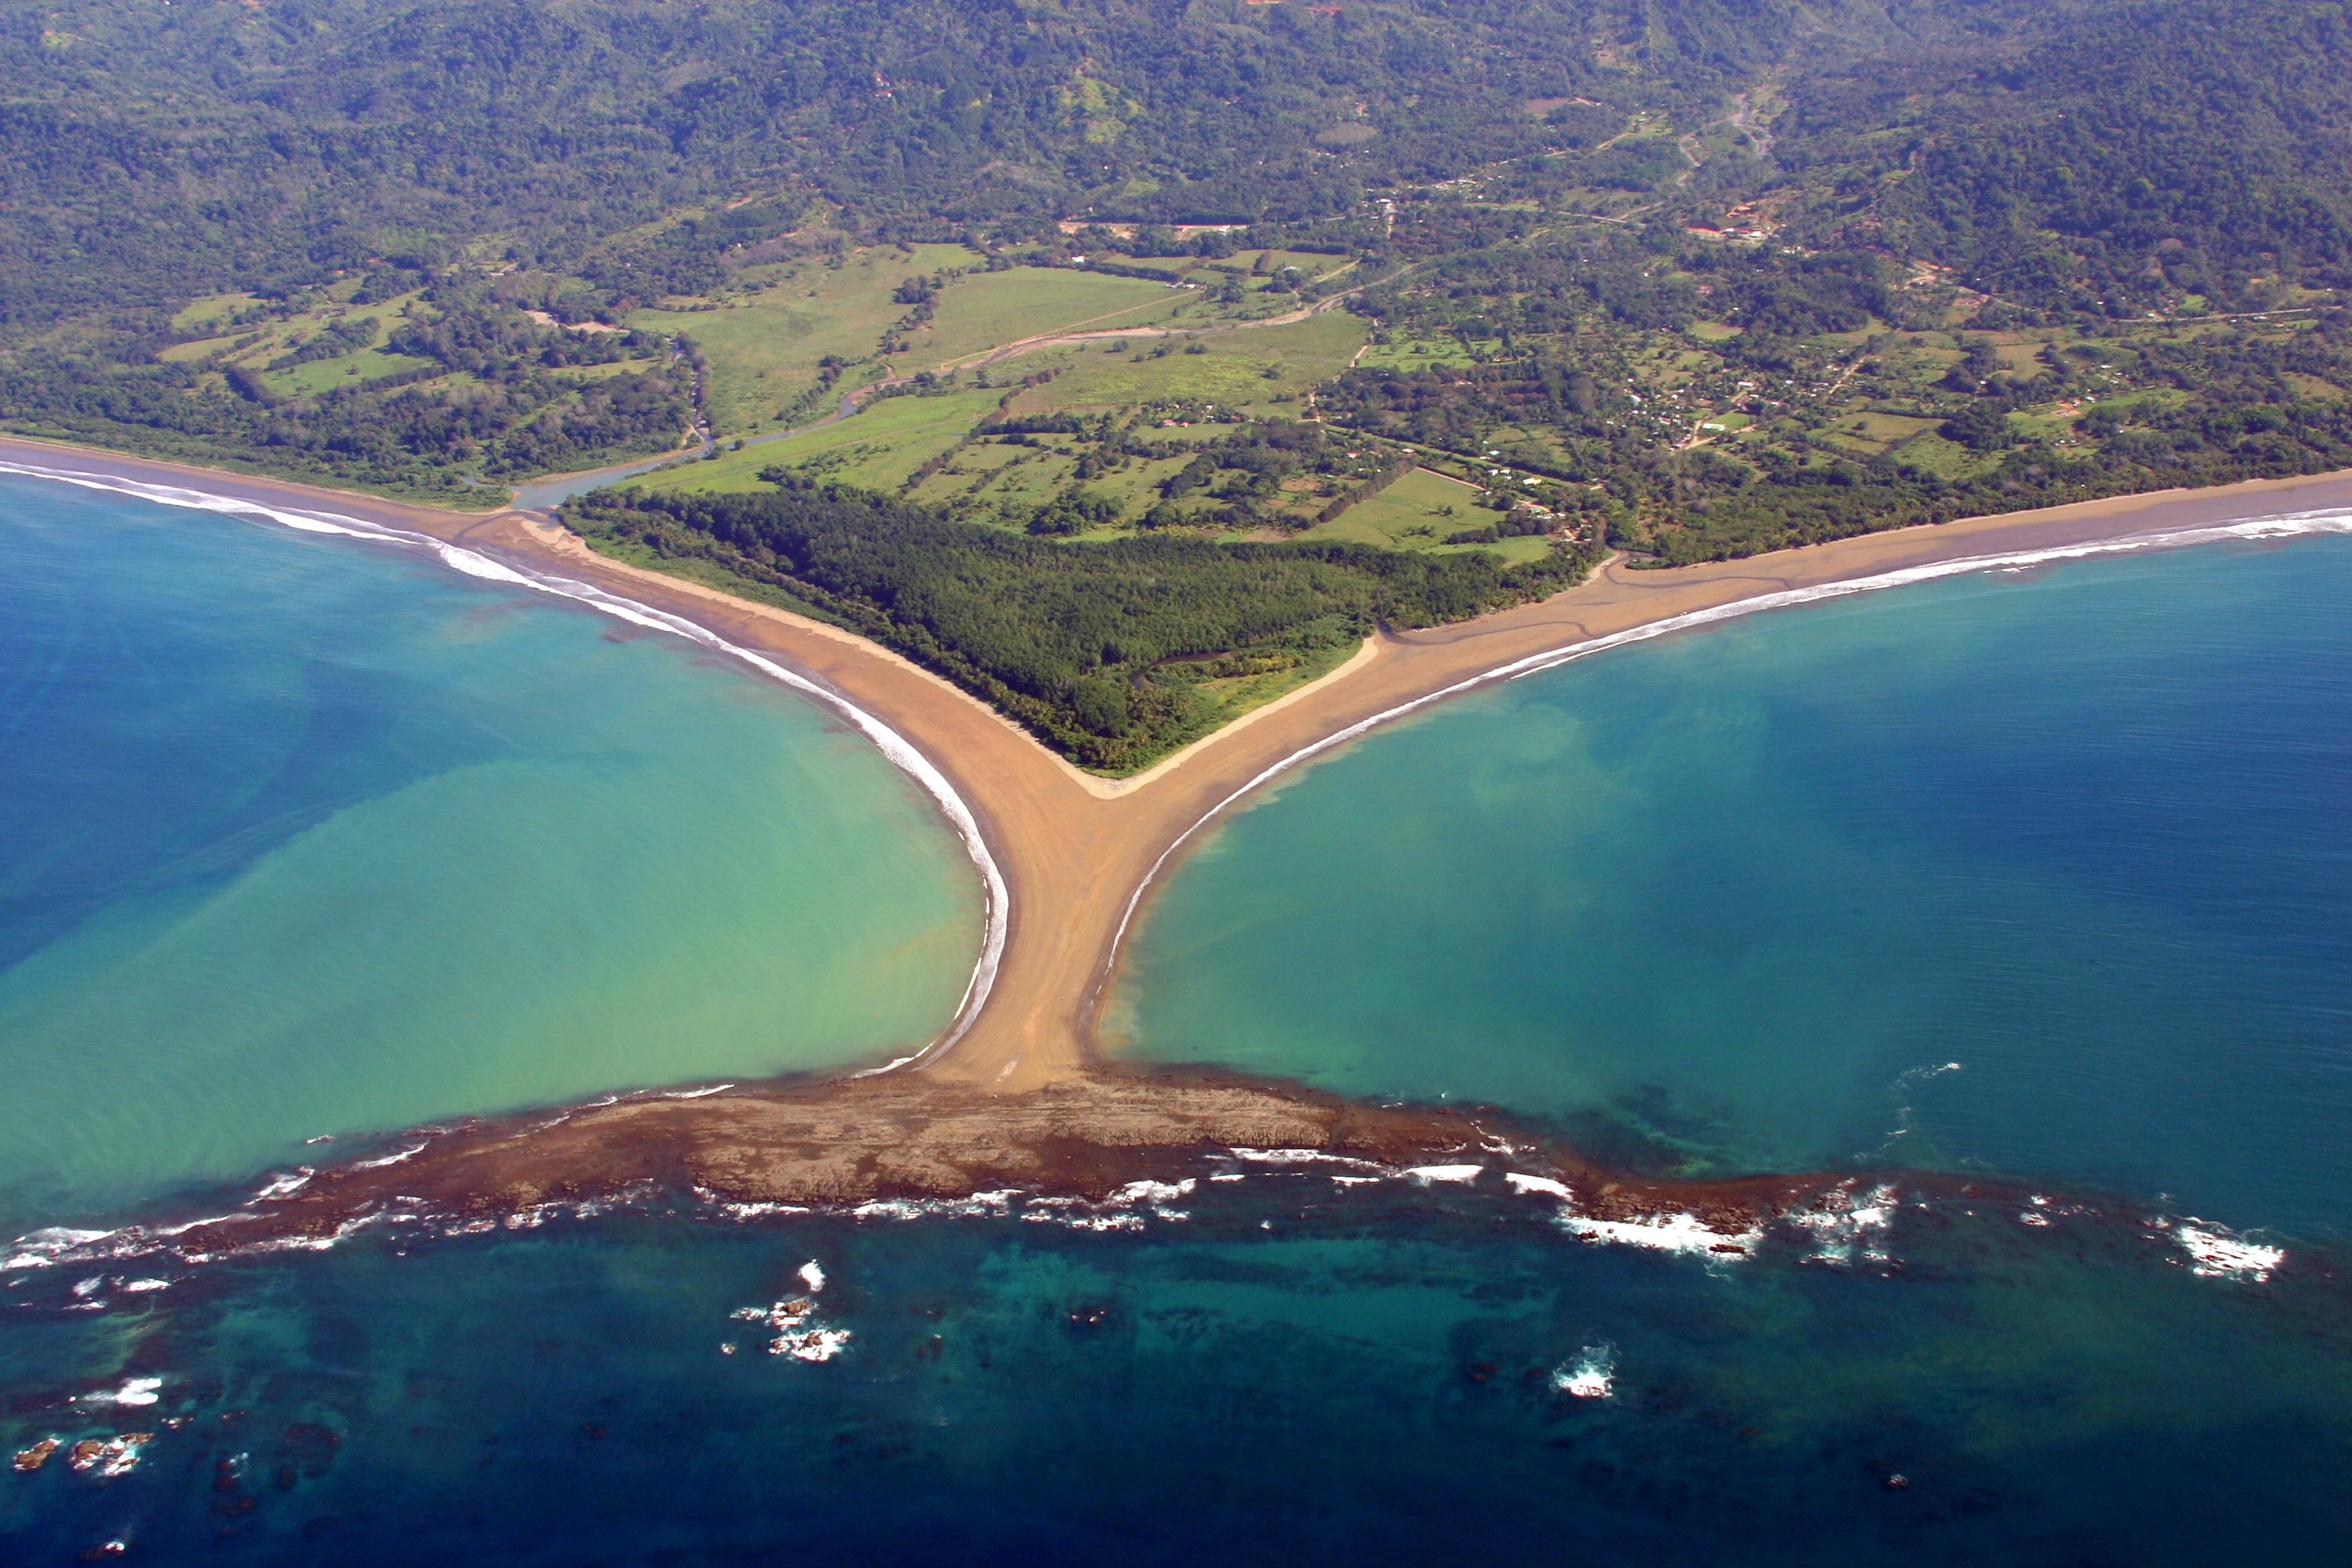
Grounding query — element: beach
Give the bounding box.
[7,429,2352,1107]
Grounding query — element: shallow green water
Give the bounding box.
[0,475,979,1230]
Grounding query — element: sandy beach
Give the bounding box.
[8,431,2352,1100]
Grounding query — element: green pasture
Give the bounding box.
[1188,636,1365,730]
[914,268,1192,368]
[168,292,264,333]
[1023,311,1366,416]
[1297,466,1482,550]
[1825,410,1942,454]
[910,437,1081,523]
[629,388,1002,496]
[263,348,438,397]
[1884,430,1998,478]
[628,245,981,434]
[1356,331,1486,372]
[163,290,427,370]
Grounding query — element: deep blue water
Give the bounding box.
[5,487,2351,1564]
[3,1186,2347,1566]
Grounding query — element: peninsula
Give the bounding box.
[7,432,2345,1126]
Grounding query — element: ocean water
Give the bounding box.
[7,491,2352,1563]
[1119,535,2352,1239]
[3,1183,2346,1565]
[0,474,979,1232]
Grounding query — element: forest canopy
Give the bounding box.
[571,473,1596,771]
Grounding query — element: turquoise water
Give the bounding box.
[1119,537,2352,1239]
[0,475,979,1232]
[5,492,2351,1563]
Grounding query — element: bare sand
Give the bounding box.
[8,432,2351,1111]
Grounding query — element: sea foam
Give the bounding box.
[2172,1219,2286,1283]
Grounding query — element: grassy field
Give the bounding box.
[629,388,1004,497]
[167,293,266,334]
[913,269,1196,368]
[617,300,1552,557]
[906,436,1075,523]
[1015,310,1367,417]
[1356,331,1488,372]
[158,287,444,399]
[265,347,438,397]
[1885,429,1999,479]
[1291,465,1560,559]
[1237,249,1357,283]
[627,243,977,434]
[1825,410,1943,454]
[1186,636,1365,735]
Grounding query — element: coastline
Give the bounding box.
[7,431,2352,1102]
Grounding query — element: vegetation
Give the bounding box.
[1325,228,2352,563]
[0,282,689,502]
[12,0,2352,737]
[572,474,1601,771]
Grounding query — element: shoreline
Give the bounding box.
[7,431,2352,1100]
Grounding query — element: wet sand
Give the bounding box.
[7,431,2351,1115]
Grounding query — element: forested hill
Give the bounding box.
[13,0,2352,566]
[0,0,1793,324]
[1791,0,2352,317]
[11,1,2350,329]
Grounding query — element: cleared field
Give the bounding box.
[1298,466,1555,563]
[163,289,425,365]
[911,439,1070,525]
[909,438,1066,523]
[1019,311,1367,417]
[1824,410,1942,453]
[155,289,463,399]
[914,269,1195,368]
[1301,465,1555,561]
[1239,249,1356,282]
[168,293,265,333]
[630,389,1003,497]
[1884,431,1997,478]
[1188,637,1364,731]
[628,244,981,434]
[1120,254,1217,280]
[1356,331,1487,372]
[1297,466,1480,548]
[266,348,438,397]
